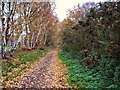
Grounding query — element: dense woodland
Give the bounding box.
[0,1,120,89]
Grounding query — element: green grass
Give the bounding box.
[2,48,50,83]
[0,46,12,51]
[58,51,120,89]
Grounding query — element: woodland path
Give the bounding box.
[16,49,70,88]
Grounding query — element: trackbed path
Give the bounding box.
[17,50,70,88]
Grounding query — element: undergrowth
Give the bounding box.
[59,51,120,89]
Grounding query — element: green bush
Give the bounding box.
[62,44,79,52]
[59,51,120,89]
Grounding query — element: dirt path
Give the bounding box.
[15,50,70,88]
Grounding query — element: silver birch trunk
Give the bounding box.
[30,32,34,48]
[33,28,41,48]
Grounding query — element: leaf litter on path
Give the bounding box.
[10,50,71,88]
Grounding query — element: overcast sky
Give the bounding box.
[54,0,106,21]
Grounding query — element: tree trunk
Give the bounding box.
[1,2,6,59]
[43,34,47,46]
[33,28,41,48]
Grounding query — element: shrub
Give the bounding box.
[59,51,120,89]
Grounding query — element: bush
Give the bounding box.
[59,51,120,89]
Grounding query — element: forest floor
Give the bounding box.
[13,49,70,88]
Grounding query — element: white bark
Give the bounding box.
[30,32,34,48]
[33,27,41,48]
